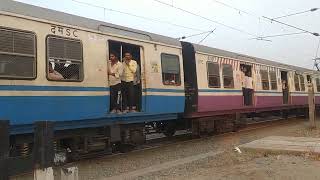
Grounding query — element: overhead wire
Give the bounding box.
[152,0,258,38]
[271,8,319,20]
[209,0,320,38]
[198,28,216,44]
[71,0,208,32]
[262,16,319,37]
[211,1,318,22]
[250,31,308,40]
[211,0,256,17]
[176,29,216,40]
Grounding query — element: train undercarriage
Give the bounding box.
[6,107,310,175]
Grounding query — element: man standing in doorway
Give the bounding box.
[122,52,138,113]
[240,66,247,105]
[108,53,123,113]
[245,71,254,106]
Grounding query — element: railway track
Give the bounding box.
[70,116,305,163]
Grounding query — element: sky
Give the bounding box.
[16,0,320,70]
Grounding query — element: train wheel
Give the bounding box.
[163,122,176,137]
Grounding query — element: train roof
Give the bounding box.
[0,0,181,47]
[193,43,314,73]
[1,0,317,74]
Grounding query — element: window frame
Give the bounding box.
[269,71,277,90]
[46,35,84,82]
[222,64,234,88]
[260,69,270,90]
[207,61,221,88]
[160,53,181,86]
[0,26,37,80]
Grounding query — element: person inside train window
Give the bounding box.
[164,74,176,85]
[121,52,137,113]
[108,53,123,114]
[48,63,64,80]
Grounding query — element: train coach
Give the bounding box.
[0,0,186,159]
[1,0,320,169]
[181,42,320,134]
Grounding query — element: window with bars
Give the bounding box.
[0,27,36,79]
[316,78,320,92]
[299,75,305,91]
[46,36,83,81]
[269,71,277,90]
[260,70,269,90]
[207,62,220,88]
[294,74,300,91]
[222,64,234,88]
[161,53,181,86]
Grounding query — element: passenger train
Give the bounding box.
[1,0,319,157]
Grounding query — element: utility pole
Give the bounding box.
[308,83,316,128]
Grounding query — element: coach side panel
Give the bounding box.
[0,13,109,125]
[195,52,243,112]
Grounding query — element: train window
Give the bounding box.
[46,36,83,81]
[207,62,220,88]
[0,28,36,79]
[260,70,269,90]
[294,74,300,91]
[299,75,305,91]
[222,64,234,88]
[316,78,320,92]
[269,71,277,90]
[161,53,181,86]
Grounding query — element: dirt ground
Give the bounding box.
[131,119,320,180]
[11,118,320,180]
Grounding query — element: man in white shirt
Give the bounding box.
[121,52,137,113]
[244,71,254,106]
[108,53,123,113]
[240,66,247,105]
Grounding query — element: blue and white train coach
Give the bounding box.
[0,0,186,156]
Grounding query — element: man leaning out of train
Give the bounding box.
[121,52,138,113]
[108,53,123,114]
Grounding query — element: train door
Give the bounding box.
[281,71,289,104]
[240,64,253,106]
[181,42,198,113]
[108,40,144,112]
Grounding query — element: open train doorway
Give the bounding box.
[307,75,312,83]
[240,64,253,106]
[281,71,289,104]
[108,40,143,112]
